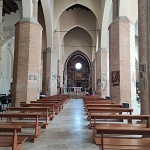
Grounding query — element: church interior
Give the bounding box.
[0,0,150,150]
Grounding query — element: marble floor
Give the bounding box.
[1,98,141,150]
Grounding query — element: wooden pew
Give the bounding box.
[88,107,133,114]
[90,114,150,147]
[39,98,66,108]
[0,124,27,150]
[85,104,122,111]
[82,95,104,100]
[89,114,150,128]
[37,99,64,109]
[31,100,62,113]
[6,107,50,128]
[86,108,134,122]
[102,138,150,150]
[83,99,106,102]
[20,103,55,119]
[84,101,114,104]
[94,126,150,150]
[84,101,115,107]
[43,95,69,103]
[85,104,122,107]
[0,113,42,142]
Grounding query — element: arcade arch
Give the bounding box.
[64,50,91,92]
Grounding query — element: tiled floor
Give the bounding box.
[1,98,141,150]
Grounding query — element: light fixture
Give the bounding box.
[75,63,82,69]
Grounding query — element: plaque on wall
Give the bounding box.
[28,73,37,80]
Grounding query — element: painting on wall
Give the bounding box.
[112,71,120,86]
[139,63,147,90]
[140,63,146,78]
[97,79,101,89]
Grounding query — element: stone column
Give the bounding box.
[12,0,42,106]
[109,16,136,106]
[101,48,109,98]
[91,59,96,92]
[42,48,50,95]
[58,60,64,87]
[113,0,119,20]
[95,50,101,96]
[32,0,38,19]
[63,66,67,93]
[42,47,58,96]
[0,0,3,68]
[138,0,150,114]
[49,50,58,96]
[12,19,42,106]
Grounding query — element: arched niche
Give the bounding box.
[64,51,91,91]
[0,39,14,94]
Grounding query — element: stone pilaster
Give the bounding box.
[58,60,64,88]
[12,19,42,106]
[63,66,67,93]
[113,0,119,20]
[95,49,101,96]
[42,48,51,95]
[101,48,109,98]
[91,59,96,92]
[32,0,38,19]
[138,0,150,114]
[109,16,136,106]
[42,47,58,96]
[50,50,58,96]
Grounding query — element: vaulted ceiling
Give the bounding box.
[3,0,19,16]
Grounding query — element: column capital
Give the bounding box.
[43,47,51,53]
[43,47,58,55]
[109,16,133,30]
[15,18,43,31]
[32,0,38,3]
[101,48,109,53]
[19,17,38,24]
[96,49,101,54]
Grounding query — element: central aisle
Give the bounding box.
[23,99,99,150]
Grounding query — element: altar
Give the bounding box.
[73,87,82,92]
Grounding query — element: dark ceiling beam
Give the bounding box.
[5,0,18,9]
[2,0,19,16]
[3,5,10,15]
[4,0,18,13]
[66,4,91,12]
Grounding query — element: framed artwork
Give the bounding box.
[140,63,146,78]
[112,71,120,86]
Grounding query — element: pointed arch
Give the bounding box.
[60,26,94,46]
[63,50,91,90]
[54,2,100,29]
[64,50,91,69]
